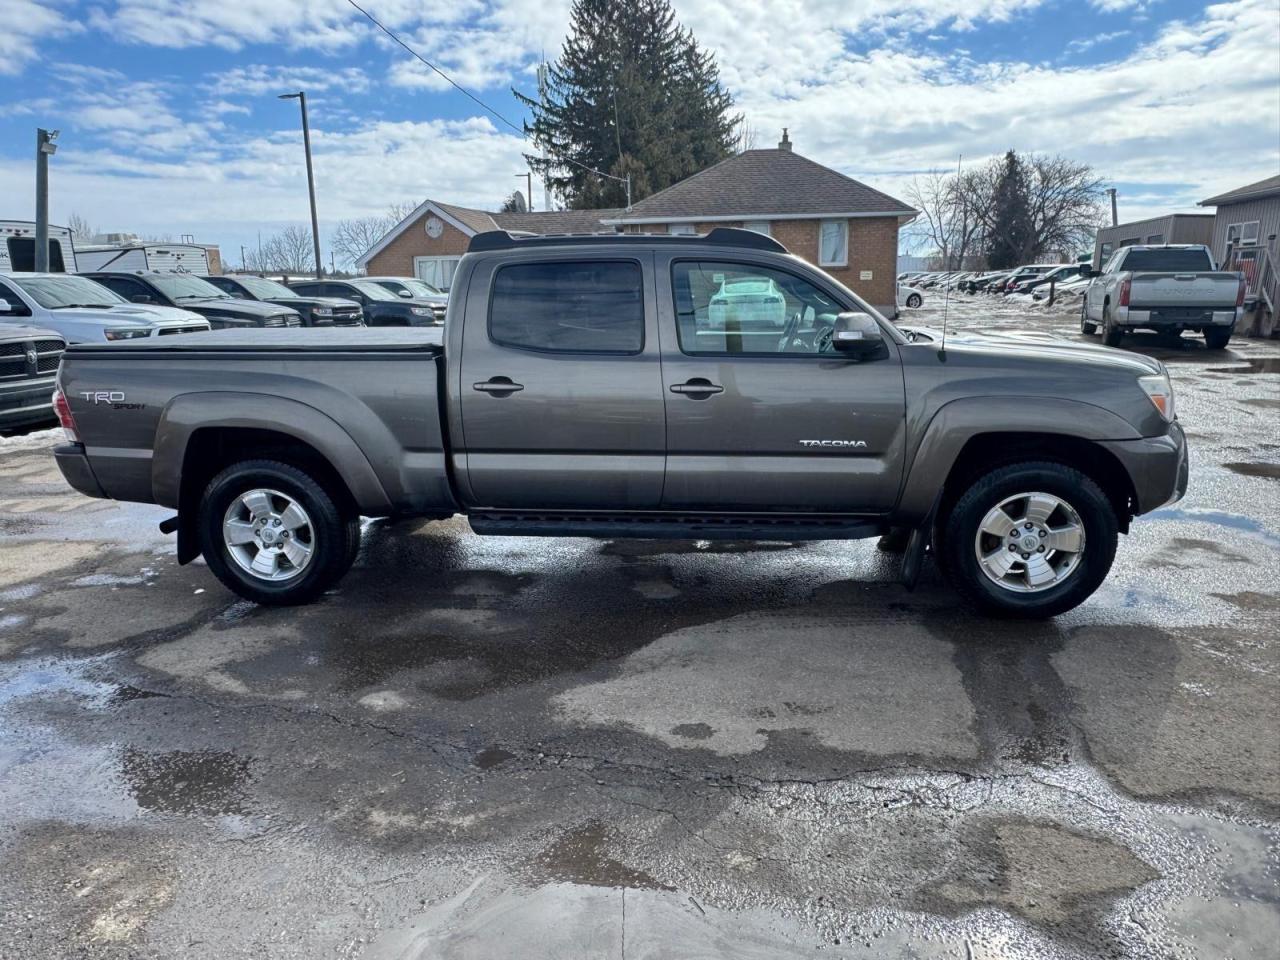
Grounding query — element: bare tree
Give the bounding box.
[384,199,423,223]
[258,226,316,274]
[904,170,988,270]
[1023,155,1108,261]
[331,217,391,270]
[66,212,99,243]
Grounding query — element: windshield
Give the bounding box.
[1124,248,1214,271]
[397,278,441,297]
[349,280,400,301]
[239,276,297,299]
[11,275,127,309]
[149,274,230,300]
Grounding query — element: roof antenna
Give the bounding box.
[940,153,962,361]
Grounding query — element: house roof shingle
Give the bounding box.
[604,148,915,222]
[1199,174,1280,207]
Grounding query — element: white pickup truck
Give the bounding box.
[1081,244,1244,349]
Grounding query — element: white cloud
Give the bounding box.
[0,0,82,74]
[208,64,371,97]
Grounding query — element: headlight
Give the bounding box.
[105,327,151,340]
[1139,373,1175,421]
[313,307,333,317]
[410,306,431,316]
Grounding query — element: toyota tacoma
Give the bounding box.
[51,229,1187,617]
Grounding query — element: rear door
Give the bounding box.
[657,255,906,513]
[458,252,665,509]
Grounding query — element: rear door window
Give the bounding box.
[489,261,643,354]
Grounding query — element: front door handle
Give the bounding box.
[669,378,724,398]
[473,377,524,396]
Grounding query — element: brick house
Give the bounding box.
[357,130,915,313]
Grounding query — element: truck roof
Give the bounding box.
[65,326,443,355]
[467,227,787,254]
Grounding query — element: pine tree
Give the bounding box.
[986,150,1033,269]
[515,0,739,209]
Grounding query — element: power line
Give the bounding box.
[343,0,630,191]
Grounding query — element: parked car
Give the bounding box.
[995,265,1059,293]
[84,272,301,330]
[1082,245,1243,348]
[53,226,1187,618]
[0,273,209,342]
[201,275,364,327]
[964,272,1012,293]
[0,324,64,432]
[288,278,442,327]
[707,276,788,327]
[1011,263,1088,295]
[364,276,449,324]
[897,283,924,308]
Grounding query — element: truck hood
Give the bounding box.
[897,325,1163,376]
[178,298,298,321]
[99,303,208,325]
[265,296,358,310]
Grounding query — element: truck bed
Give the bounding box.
[66,326,444,355]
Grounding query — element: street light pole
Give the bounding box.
[34,128,59,273]
[278,92,322,279]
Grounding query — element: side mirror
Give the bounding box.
[0,302,13,314]
[832,311,889,361]
[397,290,412,298]
[1081,268,1097,279]
[130,294,153,303]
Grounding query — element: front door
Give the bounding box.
[657,256,906,513]
[458,254,666,509]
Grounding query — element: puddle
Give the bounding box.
[0,655,117,708]
[1147,507,1280,550]
[1224,462,1280,481]
[1205,357,1280,375]
[533,821,670,890]
[119,747,253,816]
[474,746,515,769]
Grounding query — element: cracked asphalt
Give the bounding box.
[1,299,1277,959]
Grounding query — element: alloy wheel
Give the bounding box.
[973,491,1086,593]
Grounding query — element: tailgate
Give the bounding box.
[1130,272,1239,308]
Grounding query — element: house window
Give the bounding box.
[818,220,848,267]
[1146,234,1164,244]
[741,220,770,236]
[1119,237,1140,248]
[668,224,697,236]
[414,256,461,291]
[1227,221,1260,246]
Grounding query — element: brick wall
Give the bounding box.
[625,217,899,308]
[365,213,472,277]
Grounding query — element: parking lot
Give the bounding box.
[0,296,1276,959]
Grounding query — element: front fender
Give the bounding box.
[151,392,394,514]
[894,396,1143,524]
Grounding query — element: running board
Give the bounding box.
[468,511,884,542]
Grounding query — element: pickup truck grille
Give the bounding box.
[158,324,206,336]
[331,309,363,327]
[0,336,65,382]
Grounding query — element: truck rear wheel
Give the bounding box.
[937,461,1117,618]
[1204,327,1232,350]
[198,459,359,606]
[1101,306,1123,347]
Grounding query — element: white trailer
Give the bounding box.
[74,243,211,275]
[0,221,77,272]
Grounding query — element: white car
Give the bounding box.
[707,277,787,328]
[897,283,924,308]
[0,273,209,343]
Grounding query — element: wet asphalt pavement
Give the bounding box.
[1,298,1277,959]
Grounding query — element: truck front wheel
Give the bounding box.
[198,459,360,606]
[937,461,1118,618]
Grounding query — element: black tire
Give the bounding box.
[198,459,359,606]
[1080,300,1097,336]
[936,461,1118,619]
[906,294,922,308]
[1101,305,1123,347]
[1204,327,1232,350]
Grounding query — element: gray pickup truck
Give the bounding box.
[1081,244,1243,348]
[51,229,1187,618]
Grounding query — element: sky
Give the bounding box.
[1,0,1278,267]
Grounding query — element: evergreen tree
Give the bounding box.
[986,150,1032,269]
[516,0,739,209]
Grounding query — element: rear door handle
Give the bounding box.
[669,378,723,398]
[473,377,524,395]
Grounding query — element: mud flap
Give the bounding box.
[899,526,928,591]
[161,512,202,565]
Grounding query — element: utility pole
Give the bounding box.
[34,129,59,273]
[1106,187,1118,227]
[278,92,322,279]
